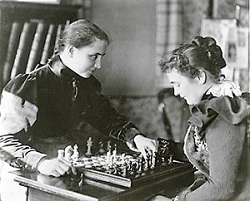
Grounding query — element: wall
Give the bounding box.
[82,0,249,142]
[81,0,207,141]
[91,0,157,96]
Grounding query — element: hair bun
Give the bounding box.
[191,36,216,47]
[191,36,226,69]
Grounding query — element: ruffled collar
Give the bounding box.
[205,80,242,98]
[188,81,249,129]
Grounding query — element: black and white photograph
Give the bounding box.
[0,0,249,201]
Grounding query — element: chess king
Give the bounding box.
[0,19,156,201]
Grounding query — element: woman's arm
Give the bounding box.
[84,79,156,154]
[183,117,246,201]
[0,90,46,171]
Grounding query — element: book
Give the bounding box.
[2,22,23,85]
[40,23,56,64]
[54,24,63,50]
[10,22,37,79]
[40,23,64,64]
[26,22,48,73]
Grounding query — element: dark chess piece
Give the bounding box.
[137,157,143,173]
[122,165,128,177]
[78,173,84,188]
[156,138,174,165]
[98,141,105,155]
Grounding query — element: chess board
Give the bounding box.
[60,138,190,188]
[72,154,191,188]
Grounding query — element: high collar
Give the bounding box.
[48,56,86,82]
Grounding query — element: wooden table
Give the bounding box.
[13,162,194,201]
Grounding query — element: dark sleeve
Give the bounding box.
[0,75,46,171]
[83,78,141,144]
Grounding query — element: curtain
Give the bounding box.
[155,0,183,88]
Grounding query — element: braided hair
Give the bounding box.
[159,36,226,81]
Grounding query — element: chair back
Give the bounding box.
[157,88,190,143]
[2,21,66,88]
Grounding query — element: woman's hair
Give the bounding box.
[159,36,226,80]
[50,19,110,61]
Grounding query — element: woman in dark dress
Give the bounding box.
[0,19,156,201]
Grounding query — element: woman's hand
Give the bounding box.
[37,157,77,177]
[133,135,157,158]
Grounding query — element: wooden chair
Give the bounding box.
[157,88,190,161]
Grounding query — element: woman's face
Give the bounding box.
[69,39,108,78]
[167,69,205,105]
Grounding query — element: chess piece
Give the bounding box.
[57,149,64,159]
[168,154,173,164]
[98,141,105,155]
[107,155,114,168]
[106,140,111,152]
[112,144,117,163]
[137,156,143,173]
[151,153,156,169]
[64,145,73,161]
[78,173,84,188]
[106,149,111,164]
[121,153,125,164]
[72,144,79,161]
[85,137,93,157]
[122,165,128,177]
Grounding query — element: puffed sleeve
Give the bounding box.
[0,74,46,171]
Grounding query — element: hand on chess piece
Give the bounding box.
[37,157,77,177]
[133,135,157,159]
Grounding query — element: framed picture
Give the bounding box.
[201,19,248,81]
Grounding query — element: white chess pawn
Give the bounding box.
[121,153,125,164]
[64,145,73,161]
[57,149,65,159]
[71,144,79,161]
[112,144,117,163]
[85,137,93,157]
[151,153,156,169]
[106,149,111,164]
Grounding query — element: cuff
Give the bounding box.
[24,151,47,171]
[125,128,144,143]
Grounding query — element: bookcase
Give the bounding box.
[0,1,84,90]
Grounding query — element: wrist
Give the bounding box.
[133,133,145,142]
[36,156,48,170]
